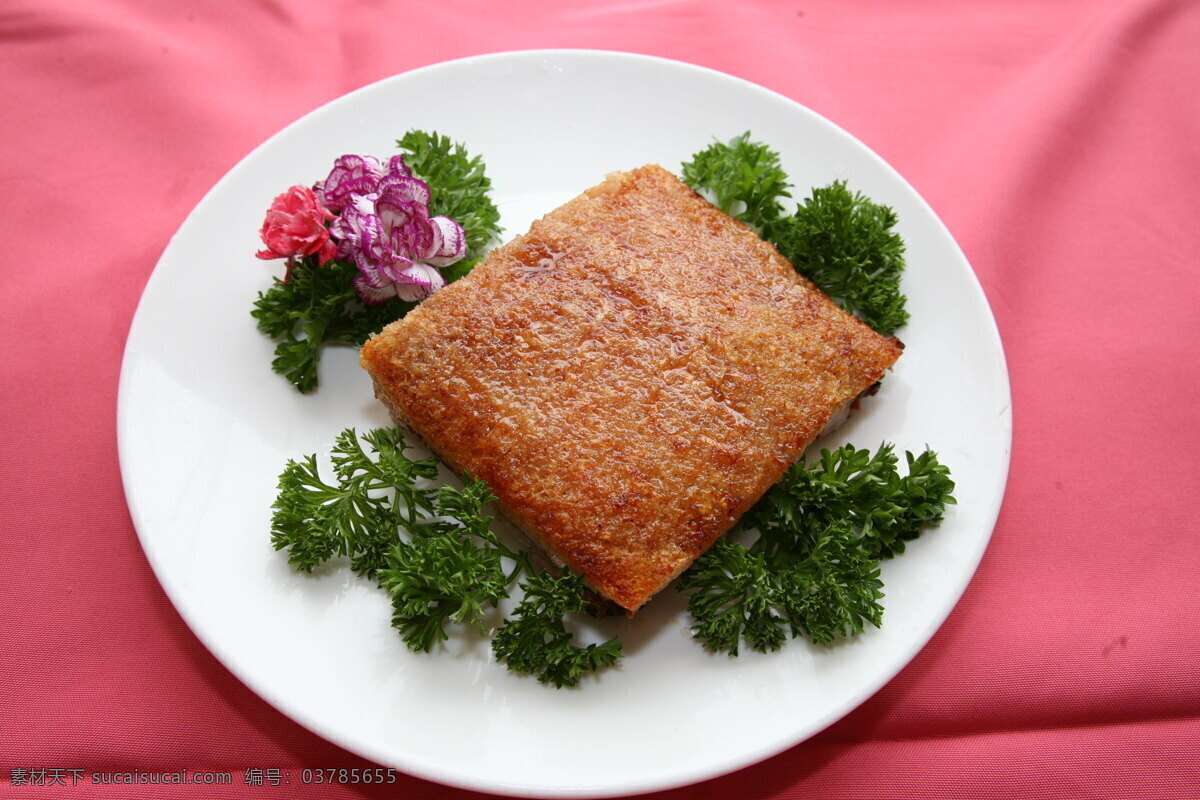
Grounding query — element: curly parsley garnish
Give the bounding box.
[493,571,624,688]
[677,444,955,655]
[774,181,909,336]
[681,131,792,240]
[271,426,621,687]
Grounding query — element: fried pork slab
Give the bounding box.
[360,165,902,613]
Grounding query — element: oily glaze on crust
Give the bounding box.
[360,165,903,612]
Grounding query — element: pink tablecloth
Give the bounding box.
[3,0,1198,797]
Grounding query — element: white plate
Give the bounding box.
[119,50,1011,798]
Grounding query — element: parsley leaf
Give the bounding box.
[681,131,792,239]
[492,571,624,688]
[272,427,622,686]
[749,444,957,560]
[269,426,438,578]
[775,524,885,644]
[773,181,910,336]
[381,532,504,652]
[678,444,954,655]
[676,539,787,656]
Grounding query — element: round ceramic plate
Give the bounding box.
[118,50,1011,798]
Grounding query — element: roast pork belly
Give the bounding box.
[360,165,903,613]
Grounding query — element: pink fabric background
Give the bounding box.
[3,0,1198,797]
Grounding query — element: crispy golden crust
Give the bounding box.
[360,165,902,612]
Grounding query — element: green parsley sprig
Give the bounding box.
[270,426,439,578]
[681,131,792,241]
[677,444,955,656]
[493,571,624,688]
[271,426,622,687]
[774,181,909,336]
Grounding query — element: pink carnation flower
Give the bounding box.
[256,185,336,265]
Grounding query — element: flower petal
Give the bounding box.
[392,262,446,302]
[423,215,444,261]
[378,255,416,284]
[377,174,431,208]
[426,216,467,266]
[316,238,337,266]
[341,207,389,267]
[377,201,433,261]
[355,251,395,289]
[353,274,398,305]
[385,155,412,178]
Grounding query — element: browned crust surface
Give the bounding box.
[360,165,902,612]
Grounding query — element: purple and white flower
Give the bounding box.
[320,154,467,304]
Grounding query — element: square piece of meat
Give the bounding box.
[360,165,902,613]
